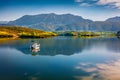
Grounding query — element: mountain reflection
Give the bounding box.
[0,37,120,80]
[0,37,120,56]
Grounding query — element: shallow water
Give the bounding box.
[0,37,120,80]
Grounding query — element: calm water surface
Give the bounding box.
[0,37,120,80]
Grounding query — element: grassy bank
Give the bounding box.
[55,31,116,37]
[0,26,57,38]
[0,26,116,39]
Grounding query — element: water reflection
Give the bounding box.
[31,48,40,53]
[30,49,40,56]
[0,37,120,56]
[74,59,120,80]
[0,37,120,80]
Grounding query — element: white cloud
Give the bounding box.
[75,0,83,2]
[97,0,120,9]
[80,3,92,6]
[74,0,97,7]
[75,0,98,2]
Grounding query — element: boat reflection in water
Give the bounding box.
[30,42,40,56]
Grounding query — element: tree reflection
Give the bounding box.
[0,37,120,56]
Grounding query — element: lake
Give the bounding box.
[0,37,120,80]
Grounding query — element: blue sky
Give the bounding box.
[0,0,120,21]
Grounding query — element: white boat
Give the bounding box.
[30,42,40,50]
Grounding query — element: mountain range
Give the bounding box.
[2,13,120,32]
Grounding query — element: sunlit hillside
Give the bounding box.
[0,26,57,38]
